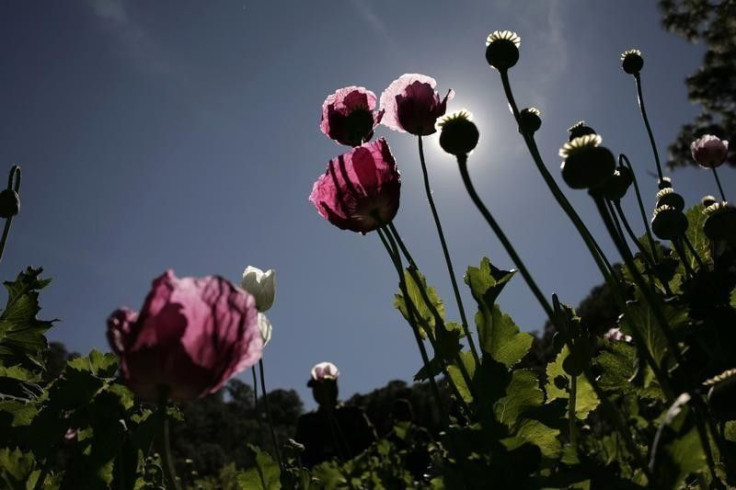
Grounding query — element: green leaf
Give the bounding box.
[465,259,531,367]
[685,204,711,264]
[494,369,543,427]
[0,448,41,490]
[394,268,445,338]
[0,268,54,370]
[238,445,281,490]
[479,306,533,369]
[546,347,599,420]
[446,351,476,404]
[502,419,561,459]
[650,394,707,488]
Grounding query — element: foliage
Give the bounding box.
[658,0,736,169]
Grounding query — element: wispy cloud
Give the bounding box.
[85,0,172,78]
[347,0,400,54]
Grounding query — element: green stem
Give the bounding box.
[619,154,660,263]
[157,391,181,490]
[672,238,695,279]
[633,73,664,182]
[457,154,554,320]
[377,227,448,425]
[0,166,21,266]
[416,136,480,366]
[259,358,283,469]
[568,374,578,448]
[682,234,706,270]
[712,166,727,202]
[386,222,476,398]
[252,366,259,408]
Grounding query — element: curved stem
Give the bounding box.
[416,136,479,366]
[457,154,554,320]
[259,359,283,468]
[613,201,656,272]
[620,154,660,263]
[672,239,695,280]
[387,222,476,397]
[633,73,664,181]
[377,227,448,424]
[157,391,181,490]
[712,167,727,201]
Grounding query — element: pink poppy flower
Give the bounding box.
[309,138,401,234]
[107,271,262,401]
[321,86,384,147]
[379,74,454,136]
[691,134,729,168]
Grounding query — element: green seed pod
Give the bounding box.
[651,205,688,240]
[601,167,633,201]
[703,202,736,243]
[656,187,685,212]
[485,30,520,71]
[567,121,597,141]
[560,135,616,190]
[438,110,480,156]
[621,49,644,75]
[519,107,542,134]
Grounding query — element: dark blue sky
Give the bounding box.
[0,1,732,408]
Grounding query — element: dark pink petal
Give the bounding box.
[380,74,450,135]
[309,138,401,234]
[106,307,139,355]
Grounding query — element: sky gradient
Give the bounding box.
[0,0,733,408]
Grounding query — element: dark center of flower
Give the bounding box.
[345,108,374,145]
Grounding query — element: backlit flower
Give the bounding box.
[107,270,262,401]
[691,134,729,169]
[379,74,454,136]
[241,266,276,312]
[311,362,340,381]
[321,86,383,147]
[309,138,401,234]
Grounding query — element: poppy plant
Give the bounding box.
[321,86,383,147]
[309,138,401,234]
[107,270,262,401]
[380,74,454,136]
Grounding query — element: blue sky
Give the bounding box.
[0,1,732,408]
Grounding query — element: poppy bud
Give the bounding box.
[241,266,276,312]
[703,202,736,243]
[559,135,616,190]
[567,121,597,141]
[620,49,644,75]
[438,110,479,156]
[519,107,542,134]
[0,189,20,218]
[651,205,688,240]
[658,176,672,190]
[485,30,520,71]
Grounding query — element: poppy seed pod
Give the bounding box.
[656,187,685,212]
[651,205,688,240]
[621,49,644,75]
[485,30,520,71]
[601,167,633,201]
[559,135,616,190]
[438,110,479,156]
[519,107,542,134]
[703,202,736,243]
[0,189,20,218]
[701,195,717,208]
[567,121,597,141]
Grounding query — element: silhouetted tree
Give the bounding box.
[658,0,736,169]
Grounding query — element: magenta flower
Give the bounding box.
[379,74,454,136]
[309,138,401,234]
[321,86,383,147]
[691,134,729,168]
[107,271,262,401]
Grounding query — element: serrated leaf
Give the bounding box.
[465,259,531,367]
[685,204,711,264]
[238,445,281,490]
[394,268,446,341]
[546,347,599,420]
[446,351,476,404]
[0,268,54,370]
[494,369,543,427]
[479,306,533,368]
